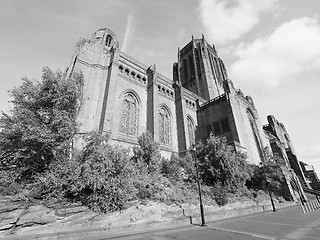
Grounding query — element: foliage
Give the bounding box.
[195,135,252,193]
[161,153,195,182]
[67,131,137,212]
[132,131,161,174]
[211,184,229,206]
[246,147,285,192]
[0,67,83,182]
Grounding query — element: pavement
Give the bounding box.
[102,205,320,240]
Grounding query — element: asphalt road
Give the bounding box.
[104,205,320,240]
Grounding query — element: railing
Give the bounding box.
[200,94,226,108]
[300,199,320,213]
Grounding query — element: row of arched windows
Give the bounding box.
[118,92,196,147]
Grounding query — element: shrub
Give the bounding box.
[211,184,229,206]
[195,135,252,193]
[67,131,137,212]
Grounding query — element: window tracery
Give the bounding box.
[187,117,195,146]
[159,107,171,146]
[119,93,138,137]
[106,34,112,47]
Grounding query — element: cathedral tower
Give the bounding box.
[173,35,228,101]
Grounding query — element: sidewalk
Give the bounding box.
[206,204,320,240]
[105,205,320,240]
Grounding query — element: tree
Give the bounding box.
[195,135,251,192]
[68,131,136,212]
[132,131,161,174]
[161,153,195,182]
[0,67,83,182]
[247,147,285,192]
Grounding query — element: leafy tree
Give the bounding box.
[161,153,195,182]
[195,135,251,192]
[0,67,83,182]
[69,131,137,212]
[132,131,161,174]
[247,147,285,192]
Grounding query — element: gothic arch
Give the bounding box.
[106,34,112,47]
[187,116,195,147]
[246,108,257,120]
[247,108,263,161]
[119,89,142,105]
[119,91,140,137]
[159,104,171,146]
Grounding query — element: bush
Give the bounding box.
[211,184,229,206]
[67,131,137,212]
[195,135,252,192]
[161,154,195,182]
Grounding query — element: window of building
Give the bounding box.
[221,118,230,132]
[106,34,112,47]
[182,59,188,82]
[119,93,138,137]
[188,55,195,80]
[212,118,230,136]
[159,107,171,146]
[195,49,202,80]
[206,124,212,137]
[247,109,263,161]
[187,117,195,146]
[213,122,221,135]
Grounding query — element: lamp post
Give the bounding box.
[261,162,276,212]
[191,147,206,226]
[260,148,277,212]
[266,180,276,212]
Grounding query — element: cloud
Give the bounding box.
[198,0,279,45]
[121,12,137,52]
[230,17,320,87]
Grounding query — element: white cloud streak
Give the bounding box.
[121,12,136,52]
[198,0,279,45]
[230,17,320,87]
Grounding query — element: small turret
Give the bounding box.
[91,28,119,50]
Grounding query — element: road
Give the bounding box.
[103,205,320,240]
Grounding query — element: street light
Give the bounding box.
[190,146,206,226]
[266,180,276,212]
[261,161,276,212]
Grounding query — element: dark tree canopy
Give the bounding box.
[195,135,252,192]
[0,67,83,181]
[246,147,285,192]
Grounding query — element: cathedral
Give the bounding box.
[66,28,308,200]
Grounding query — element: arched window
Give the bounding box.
[247,109,263,161]
[182,59,188,83]
[119,93,138,136]
[187,117,195,146]
[106,34,112,47]
[188,55,195,80]
[159,107,171,146]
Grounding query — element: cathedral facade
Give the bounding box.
[66,28,308,199]
[67,28,269,163]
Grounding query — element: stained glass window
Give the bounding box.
[159,107,171,145]
[119,93,137,136]
[187,117,195,146]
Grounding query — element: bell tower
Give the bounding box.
[174,35,228,101]
[90,28,119,51]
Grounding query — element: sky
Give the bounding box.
[0,0,319,175]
